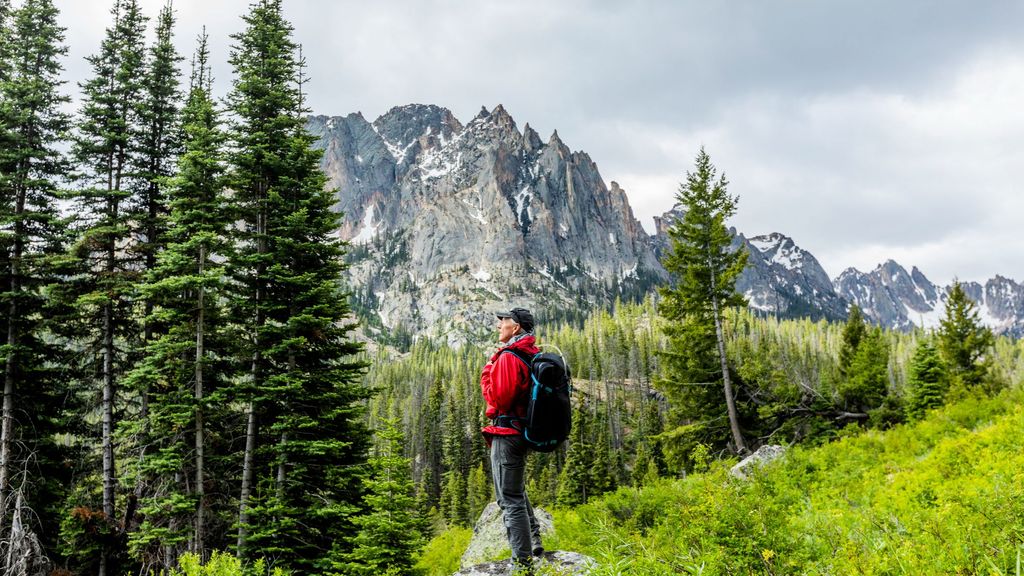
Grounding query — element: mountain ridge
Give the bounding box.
[308,104,1024,339]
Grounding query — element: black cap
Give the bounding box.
[496,307,535,333]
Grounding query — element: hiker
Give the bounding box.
[480,307,544,572]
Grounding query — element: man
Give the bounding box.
[480,307,544,572]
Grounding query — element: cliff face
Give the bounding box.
[308,104,664,341]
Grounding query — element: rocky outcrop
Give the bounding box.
[730,445,787,480]
[454,551,595,576]
[455,502,594,575]
[460,502,555,569]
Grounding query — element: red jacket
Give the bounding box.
[480,335,539,439]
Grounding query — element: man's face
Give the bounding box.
[497,316,520,344]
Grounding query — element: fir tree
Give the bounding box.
[838,328,890,416]
[130,0,182,357]
[66,4,148,567]
[839,305,866,378]
[557,404,590,506]
[341,418,423,576]
[937,281,995,392]
[226,1,370,569]
[124,32,230,570]
[905,339,946,421]
[658,148,749,455]
[0,0,76,558]
[467,463,492,523]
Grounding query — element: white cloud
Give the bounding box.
[609,49,1024,285]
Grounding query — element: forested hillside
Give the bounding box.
[364,298,1024,527]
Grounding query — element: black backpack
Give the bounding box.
[500,348,572,452]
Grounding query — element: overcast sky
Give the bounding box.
[53,0,1024,285]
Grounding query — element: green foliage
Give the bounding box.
[124,33,233,568]
[414,526,472,576]
[547,388,1024,574]
[171,551,287,576]
[556,404,591,507]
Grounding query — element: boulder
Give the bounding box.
[453,551,595,575]
[460,502,554,569]
[730,444,787,480]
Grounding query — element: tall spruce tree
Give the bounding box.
[937,281,995,392]
[66,1,148,572]
[658,148,749,457]
[226,1,370,570]
[0,0,76,559]
[124,32,230,570]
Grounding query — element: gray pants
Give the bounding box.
[490,434,542,561]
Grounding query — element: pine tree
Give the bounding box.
[937,281,995,392]
[341,418,423,576]
[0,0,76,560]
[124,32,230,570]
[226,1,371,569]
[839,305,866,378]
[905,339,946,421]
[658,148,749,455]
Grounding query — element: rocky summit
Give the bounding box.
[308,104,1024,340]
[308,104,663,342]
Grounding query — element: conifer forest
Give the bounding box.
[0,0,1022,575]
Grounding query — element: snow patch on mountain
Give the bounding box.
[351,205,380,245]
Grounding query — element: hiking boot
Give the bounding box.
[532,545,544,557]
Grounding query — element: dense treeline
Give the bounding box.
[367,294,1022,536]
[0,1,374,574]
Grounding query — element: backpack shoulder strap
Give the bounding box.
[498,347,532,368]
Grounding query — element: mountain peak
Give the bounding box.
[523,122,542,152]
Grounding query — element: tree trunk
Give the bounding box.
[709,266,746,454]
[236,401,256,558]
[194,246,205,558]
[0,183,28,539]
[238,184,268,558]
[0,290,14,538]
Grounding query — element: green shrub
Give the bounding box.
[170,551,287,576]
[414,526,472,576]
